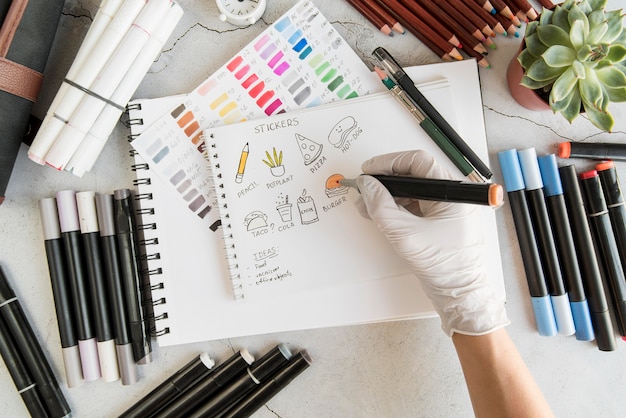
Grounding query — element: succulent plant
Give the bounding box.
[517,0,626,132]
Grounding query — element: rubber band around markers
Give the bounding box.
[63,78,125,111]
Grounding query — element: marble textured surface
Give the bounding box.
[1,0,626,416]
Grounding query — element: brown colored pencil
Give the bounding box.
[362,0,406,34]
[509,0,539,20]
[414,0,486,43]
[346,0,393,36]
[452,21,489,56]
[375,0,463,60]
[459,0,505,36]
[490,0,522,26]
[474,0,496,14]
[536,0,556,10]
[463,43,492,69]
[447,0,495,38]
[493,10,520,37]
[379,0,461,47]
[503,0,528,24]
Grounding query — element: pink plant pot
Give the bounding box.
[506,48,552,112]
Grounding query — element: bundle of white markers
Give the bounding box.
[28,0,184,177]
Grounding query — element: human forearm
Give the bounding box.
[452,329,554,418]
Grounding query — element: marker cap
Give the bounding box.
[570,300,594,341]
[117,343,139,385]
[76,191,99,233]
[557,142,571,158]
[518,148,543,191]
[39,198,62,240]
[591,310,617,351]
[95,194,116,237]
[78,338,101,382]
[61,345,84,388]
[56,190,80,233]
[537,154,562,197]
[497,149,525,192]
[531,296,558,336]
[551,294,576,336]
[98,339,120,383]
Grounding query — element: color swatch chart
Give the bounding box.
[131,0,380,222]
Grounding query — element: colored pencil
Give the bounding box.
[448,0,495,38]
[460,0,506,37]
[346,0,393,36]
[381,0,461,48]
[490,0,521,26]
[362,0,406,34]
[463,41,491,68]
[510,0,539,20]
[418,0,488,42]
[494,10,519,37]
[536,0,556,10]
[475,0,496,14]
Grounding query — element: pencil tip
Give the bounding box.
[392,23,405,34]
[491,9,496,14]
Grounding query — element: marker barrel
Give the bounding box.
[497,149,556,336]
[538,155,593,341]
[580,170,626,337]
[559,165,616,351]
[518,148,575,336]
[120,353,215,417]
[597,162,626,276]
[558,141,626,161]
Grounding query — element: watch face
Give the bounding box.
[219,0,261,16]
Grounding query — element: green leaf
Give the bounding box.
[570,20,587,50]
[587,21,608,44]
[525,33,548,57]
[584,102,614,132]
[569,4,590,37]
[596,65,626,87]
[520,74,553,90]
[552,6,570,30]
[606,44,626,63]
[551,67,579,101]
[543,45,576,67]
[572,60,586,78]
[601,15,626,43]
[527,58,565,81]
[553,87,582,123]
[605,85,626,101]
[579,66,604,108]
[588,0,608,12]
[518,48,540,70]
[524,21,539,38]
[537,25,572,48]
[540,8,554,26]
[588,10,606,29]
[578,0,593,15]
[577,44,595,61]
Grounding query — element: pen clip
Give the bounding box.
[372,47,406,82]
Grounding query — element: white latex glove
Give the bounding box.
[356,150,509,336]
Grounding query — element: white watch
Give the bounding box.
[216,0,267,26]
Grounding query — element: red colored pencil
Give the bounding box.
[346,0,393,36]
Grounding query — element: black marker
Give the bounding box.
[0,316,48,417]
[557,141,626,161]
[339,175,504,207]
[373,46,492,180]
[596,161,626,273]
[155,349,255,417]
[95,193,138,385]
[537,155,594,341]
[113,189,152,364]
[76,191,119,383]
[189,344,292,418]
[580,170,626,339]
[498,149,556,336]
[518,148,575,335]
[39,197,83,387]
[559,165,616,351]
[221,350,313,418]
[0,265,71,417]
[120,352,215,417]
[56,190,101,381]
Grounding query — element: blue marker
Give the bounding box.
[538,154,594,341]
[518,148,575,336]
[498,149,557,336]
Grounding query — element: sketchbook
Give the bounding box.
[130,60,505,347]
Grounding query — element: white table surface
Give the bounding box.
[2,1,626,416]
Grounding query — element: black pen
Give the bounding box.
[372,47,492,180]
[155,349,255,417]
[56,190,101,381]
[559,165,616,351]
[0,265,71,418]
[120,352,215,417]
[0,316,48,417]
[220,350,313,418]
[338,174,503,207]
[113,189,152,364]
[76,191,119,383]
[189,344,292,418]
[579,170,626,340]
[39,197,84,387]
[95,194,138,385]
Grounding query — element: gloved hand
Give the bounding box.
[356,150,509,336]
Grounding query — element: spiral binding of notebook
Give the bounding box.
[206,134,245,300]
[125,100,171,338]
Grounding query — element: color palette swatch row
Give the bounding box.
[130,0,380,222]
